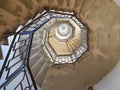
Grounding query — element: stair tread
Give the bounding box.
[34,13,41,20]
[29,50,42,67]
[31,44,41,51]
[35,59,50,86]
[66,42,73,52]
[67,39,76,51]
[15,25,23,32]
[30,46,41,56]
[25,19,33,26]
[31,55,47,78]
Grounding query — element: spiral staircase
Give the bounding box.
[0,0,120,90]
[0,9,88,90]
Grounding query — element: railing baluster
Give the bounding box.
[0,10,80,90]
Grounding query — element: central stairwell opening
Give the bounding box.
[22,9,88,88]
[0,9,88,90]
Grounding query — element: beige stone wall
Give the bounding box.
[0,0,120,90]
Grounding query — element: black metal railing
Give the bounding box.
[0,10,78,90]
[0,32,38,90]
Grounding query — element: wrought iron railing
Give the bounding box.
[0,10,51,90]
[0,32,38,90]
[0,10,87,90]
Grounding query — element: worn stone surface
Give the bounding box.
[42,0,120,90]
[0,0,120,90]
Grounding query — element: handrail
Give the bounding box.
[0,10,81,90]
[0,31,38,90]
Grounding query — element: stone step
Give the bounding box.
[74,35,81,41]
[70,38,79,48]
[30,44,42,57]
[31,40,42,48]
[15,25,23,32]
[72,38,80,47]
[31,44,41,51]
[49,9,74,15]
[67,40,76,51]
[33,10,47,20]
[32,39,40,45]
[66,42,73,52]
[29,49,42,67]
[35,59,50,87]
[34,13,41,20]
[24,19,33,26]
[33,31,42,37]
[31,39,40,48]
[31,53,47,78]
